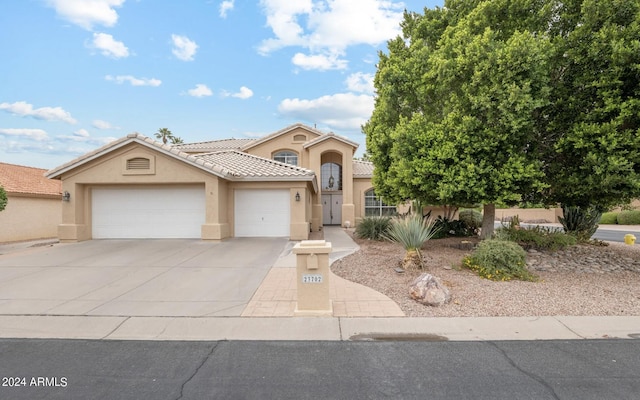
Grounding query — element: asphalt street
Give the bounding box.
[1,339,639,400]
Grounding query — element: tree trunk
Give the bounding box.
[480,203,496,239]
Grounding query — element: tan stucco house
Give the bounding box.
[46,123,391,242]
[0,162,62,242]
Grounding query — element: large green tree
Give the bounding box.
[365,0,554,238]
[543,0,640,210]
[365,0,640,238]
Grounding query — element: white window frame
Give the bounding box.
[273,151,298,166]
[364,188,396,217]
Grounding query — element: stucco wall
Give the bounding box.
[0,194,61,242]
[58,143,224,241]
[495,207,562,223]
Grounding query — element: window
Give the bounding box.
[365,188,396,216]
[274,151,298,166]
[321,163,342,191]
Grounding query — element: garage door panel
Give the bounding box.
[92,187,205,239]
[235,190,290,237]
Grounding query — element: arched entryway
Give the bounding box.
[321,152,342,225]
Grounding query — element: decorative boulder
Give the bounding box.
[409,273,451,307]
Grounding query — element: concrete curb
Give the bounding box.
[0,315,638,341]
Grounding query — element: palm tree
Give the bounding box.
[155,128,173,144]
[155,128,184,145]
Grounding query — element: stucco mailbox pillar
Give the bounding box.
[293,240,333,316]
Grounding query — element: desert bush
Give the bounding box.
[495,225,577,251]
[433,216,476,238]
[558,205,601,242]
[384,215,440,269]
[355,216,391,240]
[459,209,482,230]
[617,210,640,225]
[463,239,536,282]
[599,212,619,224]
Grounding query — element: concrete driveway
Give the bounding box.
[0,238,288,317]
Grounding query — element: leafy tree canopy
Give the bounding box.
[364,0,640,238]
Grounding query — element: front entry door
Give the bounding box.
[322,194,343,225]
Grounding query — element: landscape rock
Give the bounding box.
[409,273,451,307]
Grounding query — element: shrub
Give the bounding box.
[463,239,536,282]
[0,186,6,212]
[459,209,482,230]
[355,216,391,240]
[617,210,640,225]
[599,212,619,224]
[433,216,477,238]
[495,225,577,251]
[384,215,440,269]
[558,205,602,242]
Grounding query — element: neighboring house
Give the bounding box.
[0,162,62,242]
[45,123,394,242]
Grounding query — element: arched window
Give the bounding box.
[364,188,396,216]
[321,163,342,191]
[273,151,298,166]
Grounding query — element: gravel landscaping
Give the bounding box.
[331,230,640,317]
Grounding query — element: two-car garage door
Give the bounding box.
[92,186,205,239]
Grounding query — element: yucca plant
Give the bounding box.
[384,215,440,269]
[558,205,602,242]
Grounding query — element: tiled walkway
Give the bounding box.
[241,227,405,318]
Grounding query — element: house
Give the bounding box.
[45,123,394,242]
[0,162,62,242]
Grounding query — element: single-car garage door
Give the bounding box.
[92,186,205,239]
[235,189,290,237]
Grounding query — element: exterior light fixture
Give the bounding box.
[295,192,301,202]
[62,191,71,202]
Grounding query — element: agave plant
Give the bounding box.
[384,215,440,269]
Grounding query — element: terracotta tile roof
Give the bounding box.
[46,134,318,191]
[173,138,256,152]
[0,162,62,196]
[353,160,374,178]
[196,151,316,179]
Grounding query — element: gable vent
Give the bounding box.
[126,157,150,170]
[293,134,307,142]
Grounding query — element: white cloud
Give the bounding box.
[171,34,198,61]
[292,52,347,70]
[259,0,405,70]
[187,84,213,97]
[90,32,129,58]
[92,119,116,129]
[221,86,254,99]
[219,0,235,18]
[47,0,125,30]
[0,101,77,124]
[278,92,374,130]
[74,128,90,137]
[105,75,162,86]
[0,128,49,141]
[346,72,374,93]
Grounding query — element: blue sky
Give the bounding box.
[1,0,442,169]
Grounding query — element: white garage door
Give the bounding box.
[92,186,205,239]
[235,189,290,237]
